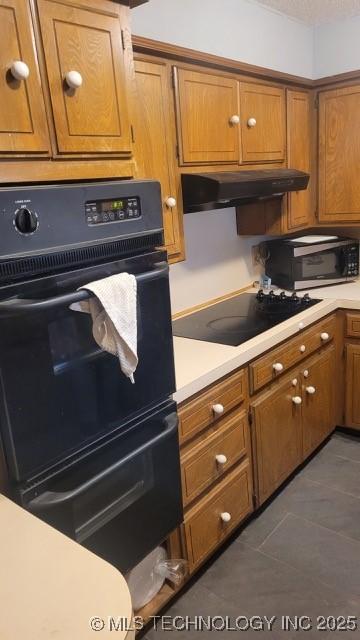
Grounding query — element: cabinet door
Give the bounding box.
[174,67,240,164]
[240,82,285,163]
[301,346,336,458]
[37,0,131,155]
[345,343,360,430]
[133,59,184,261]
[0,0,49,154]
[252,376,302,504]
[286,90,313,231]
[319,86,360,223]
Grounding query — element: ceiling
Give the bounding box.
[252,0,360,25]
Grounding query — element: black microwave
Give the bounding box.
[265,236,359,290]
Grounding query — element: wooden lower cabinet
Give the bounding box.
[345,342,360,430]
[251,375,302,505]
[181,408,248,507]
[183,461,253,572]
[301,346,336,457]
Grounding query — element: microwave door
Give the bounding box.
[294,247,348,290]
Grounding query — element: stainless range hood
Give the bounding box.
[181,169,310,213]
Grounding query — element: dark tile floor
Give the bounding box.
[144,432,360,638]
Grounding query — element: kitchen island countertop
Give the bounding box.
[173,280,360,403]
[0,494,133,640]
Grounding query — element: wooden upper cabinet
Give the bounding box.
[286,90,313,231]
[133,58,184,261]
[240,82,285,163]
[36,0,131,155]
[0,0,50,154]
[174,67,240,164]
[319,85,360,223]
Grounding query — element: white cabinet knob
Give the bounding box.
[165,196,176,208]
[298,322,304,330]
[10,60,30,81]
[303,369,309,378]
[215,454,227,465]
[320,332,329,341]
[273,362,284,373]
[247,117,257,127]
[292,396,302,405]
[306,386,316,395]
[220,512,231,523]
[292,378,298,387]
[212,403,224,416]
[229,114,240,125]
[65,70,83,89]
[299,344,306,353]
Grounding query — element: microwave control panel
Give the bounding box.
[85,197,142,226]
[344,244,359,276]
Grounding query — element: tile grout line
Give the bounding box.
[257,512,292,550]
[302,475,360,500]
[282,511,360,548]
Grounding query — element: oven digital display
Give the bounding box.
[85,197,141,225]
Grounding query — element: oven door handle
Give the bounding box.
[27,412,178,511]
[0,263,168,315]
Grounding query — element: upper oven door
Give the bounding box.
[0,251,175,483]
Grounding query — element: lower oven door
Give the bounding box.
[22,403,183,573]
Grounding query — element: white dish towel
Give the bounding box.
[72,273,138,383]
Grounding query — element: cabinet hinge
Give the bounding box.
[121,29,126,50]
[314,95,319,109]
[248,409,253,427]
[252,493,257,509]
[130,124,135,144]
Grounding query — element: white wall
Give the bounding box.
[314,16,360,78]
[132,0,314,78]
[131,0,316,313]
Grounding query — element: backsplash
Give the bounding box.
[169,208,265,313]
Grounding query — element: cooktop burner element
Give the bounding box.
[172,290,322,347]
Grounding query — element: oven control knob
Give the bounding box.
[14,207,38,234]
[256,289,264,301]
[279,291,287,300]
[291,292,299,302]
[303,293,311,303]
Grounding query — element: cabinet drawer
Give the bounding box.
[184,461,253,571]
[249,315,336,394]
[179,368,247,443]
[181,409,248,506]
[346,313,360,338]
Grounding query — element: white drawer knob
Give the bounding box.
[292,378,298,387]
[10,60,30,81]
[321,332,329,341]
[215,454,227,465]
[247,117,257,127]
[303,369,309,378]
[229,114,240,125]
[65,70,83,89]
[273,362,284,373]
[292,396,302,405]
[298,322,304,330]
[212,403,224,416]
[306,386,316,395]
[165,196,176,208]
[220,512,231,523]
[299,344,306,353]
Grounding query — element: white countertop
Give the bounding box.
[173,280,360,403]
[0,494,133,640]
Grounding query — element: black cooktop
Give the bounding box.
[172,290,322,347]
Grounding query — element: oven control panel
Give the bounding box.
[85,197,141,225]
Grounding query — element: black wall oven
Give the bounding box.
[0,180,182,572]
